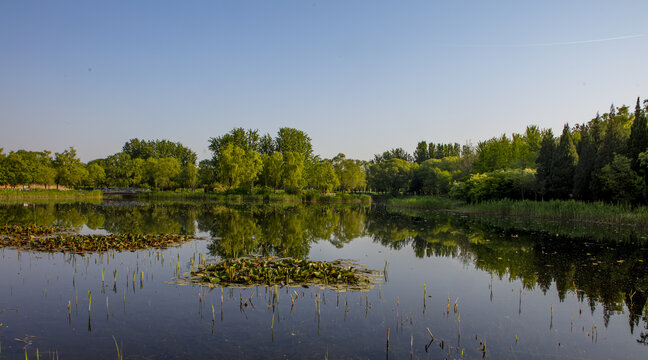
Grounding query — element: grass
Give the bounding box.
[0,189,102,199]
[383,195,648,226]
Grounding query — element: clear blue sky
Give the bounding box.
[2,1,647,162]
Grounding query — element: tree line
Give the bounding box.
[2,98,647,203]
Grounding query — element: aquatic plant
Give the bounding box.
[0,225,189,253]
[186,256,379,290]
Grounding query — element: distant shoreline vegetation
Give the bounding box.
[1,97,647,206]
[384,196,648,227]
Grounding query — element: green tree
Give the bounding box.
[367,158,413,193]
[573,128,597,200]
[217,143,262,190]
[0,149,7,187]
[629,97,648,172]
[260,152,283,189]
[332,154,367,192]
[550,125,578,199]
[305,160,339,192]
[53,147,88,188]
[275,128,313,159]
[145,157,181,190]
[258,133,276,155]
[86,162,106,187]
[597,155,644,203]
[122,138,197,166]
[209,128,260,164]
[373,148,413,163]
[179,163,198,190]
[198,160,217,189]
[282,151,305,191]
[535,129,555,199]
[414,141,429,164]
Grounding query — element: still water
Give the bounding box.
[0,200,647,359]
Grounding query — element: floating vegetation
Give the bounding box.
[0,224,189,253]
[0,224,65,237]
[182,257,380,291]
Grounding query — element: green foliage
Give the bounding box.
[596,155,645,203]
[178,163,198,190]
[332,154,366,192]
[305,160,339,192]
[451,168,536,203]
[85,163,106,187]
[411,157,464,195]
[53,147,88,188]
[217,144,262,190]
[122,138,197,166]
[414,141,429,164]
[260,152,283,189]
[367,158,413,193]
[275,127,313,159]
[281,152,305,191]
[550,125,578,199]
[373,148,413,163]
[629,97,648,172]
[573,128,596,200]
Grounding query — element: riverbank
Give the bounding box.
[0,189,103,199]
[135,191,372,203]
[384,196,648,227]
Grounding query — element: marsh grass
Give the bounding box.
[386,196,648,226]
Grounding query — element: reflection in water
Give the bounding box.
[1,201,647,345]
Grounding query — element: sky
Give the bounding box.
[1,0,648,162]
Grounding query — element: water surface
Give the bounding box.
[0,201,647,359]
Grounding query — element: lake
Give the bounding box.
[0,200,647,359]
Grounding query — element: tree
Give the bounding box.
[275,128,313,159]
[573,128,596,200]
[332,154,366,192]
[282,152,305,191]
[53,147,88,188]
[305,160,339,192]
[145,157,181,190]
[86,163,106,187]
[535,129,555,199]
[5,152,30,188]
[367,158,413,193]
[597,155,644,203]
[550,125,578,199]
[209,128,260,164]
[179,163,198,190]
[198,160,217,189]
[258,134,276,155]
[414,141,429,164]
[629,97,648,172]
[260,152,283,189]
[373,148,413,163]
[216,143,262,190]
[0,149,7,187]
[123,138,197,166]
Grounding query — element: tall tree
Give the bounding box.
[282,152,305,191]
[414,141,429,164]
[629,97,648,172]
[573,128,596,200]
[535,129,555,199]
[275,128,313,160]
[550,125,578,199]
[53,147,88,188]
[260,152,283,189]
